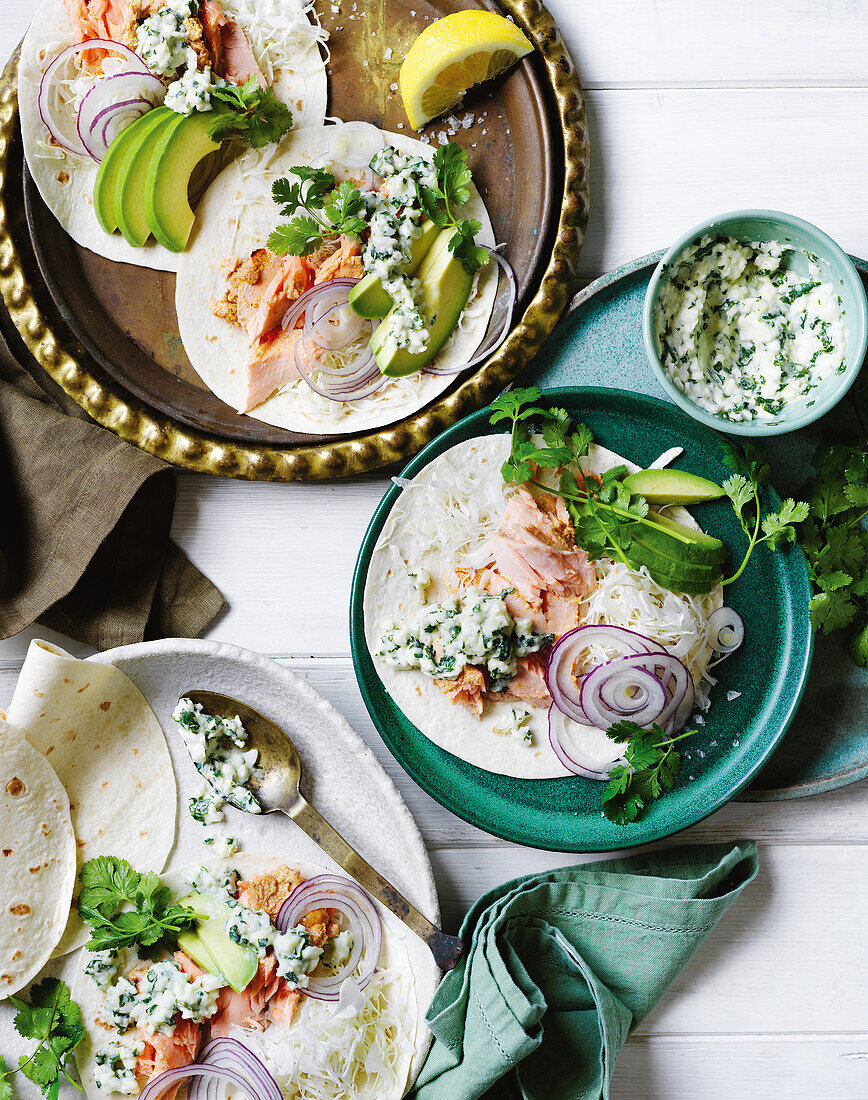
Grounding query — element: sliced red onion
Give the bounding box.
[280,278,386,401]
[38,41,149,157]
[76,70,164,161]
[187,1038,281,1100]
[580,653,689,730]
[140,1062,277,1100]
[276,874,382,1002]
[548,705,625,781]
[545,624,666,723]
[423,249,518,376]
[707,607,745,654]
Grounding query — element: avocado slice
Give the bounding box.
[636,511,728,565]
[175,929,222,977]
[348,218,441,319]
[145,110,221,253]
[178,891,257,993]
[115,107,175,247]
[370,227,474,377]
[94,113,155,235]
[627,534,722,588]
[622,468,725,506]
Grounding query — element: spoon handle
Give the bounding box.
[288,796,464,971]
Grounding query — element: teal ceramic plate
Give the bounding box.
[530,253,868,799]
[350,387,813,851]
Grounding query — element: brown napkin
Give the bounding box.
[0,306,225,650]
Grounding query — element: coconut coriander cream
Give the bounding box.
[654,234,846,421]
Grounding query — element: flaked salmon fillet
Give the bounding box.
[237,865,304,920]
[434,666,488,717]
[212,238,364,412]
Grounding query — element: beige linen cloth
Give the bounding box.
[0,307,224,648]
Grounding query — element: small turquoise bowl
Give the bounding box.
[643,209,868,436]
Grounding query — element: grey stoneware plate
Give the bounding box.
[525,252,868,800]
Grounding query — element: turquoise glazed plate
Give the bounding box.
[350,387,813,851]
[530,253,868,799]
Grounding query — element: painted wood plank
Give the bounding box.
[611,1036,868,1099]
[581,88,868,278]
[432,844,868,1034]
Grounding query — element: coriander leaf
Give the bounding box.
[271,177,302,215]
[323,181,366,236]
[209,80,293,149]
[723,473,754,518]
[851,621,868,668]
[761,499,809,548]
[488,387,545,425]
[78,856,140,918]
[804,468,851,521]
[447,220,488,275]
[432,142,473,208]
[267,217,323,256]
[0,1057,13,1100]
[815,525,864,575]
[817,570,853,593]
[809,589,857,633]
[844,482,868,508]
[11,981,83,1100]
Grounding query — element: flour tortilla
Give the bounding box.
[0,717,76,996]
[364,434,724,779]
[175,122,498,434]
[18,0,328,272]
[6,641,176,954]
[73,853,425,1100]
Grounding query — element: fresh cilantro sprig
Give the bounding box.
[0,980,84,1100]
[267,168,366,256]
[797,442,868,663]
[719,441,809,585]
[207,78,293,149]
[416,143,489,275]
[601,721,697,825]
[77,856,199,956]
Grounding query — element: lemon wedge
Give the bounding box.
[399,11,533,130]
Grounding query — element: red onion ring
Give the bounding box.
[707,607,745,654]
[186,1039,281,1100]
[422,249,518,376]
[545,625,666,723]
[276,874,382,1002]
[38,41,149,156]
[548,705,625,781]
[580,654,687,730]
[280,279,386,401]
[140,1062,277,1100]
[77,70,164,161]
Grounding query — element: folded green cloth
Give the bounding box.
[412,841,758,1100]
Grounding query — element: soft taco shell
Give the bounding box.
[6,640,177,954]
[175,122,497,434]
[364,433,723,779]
[18,0,328,271]
[0,717,76,996]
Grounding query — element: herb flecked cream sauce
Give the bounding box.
[654,235,846,420]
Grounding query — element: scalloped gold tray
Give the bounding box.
[0,0,588,480]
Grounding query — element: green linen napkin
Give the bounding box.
[0,303,225,648]
[412,841,758,1100]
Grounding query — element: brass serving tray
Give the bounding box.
[0,0,588,480]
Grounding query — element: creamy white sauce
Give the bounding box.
[377,586,551,694]
[655,234,846,420]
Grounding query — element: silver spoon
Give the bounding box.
[180,689,464,971]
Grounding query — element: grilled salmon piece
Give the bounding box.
[208,955,280,1038]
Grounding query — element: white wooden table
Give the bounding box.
[3,2,868,1094]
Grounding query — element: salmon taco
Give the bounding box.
[18,0,328,270]
[72,853,429,1100]
[175,121,509,434]
[363,394,751,792]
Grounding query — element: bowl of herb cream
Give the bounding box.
[644,210,867,435]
